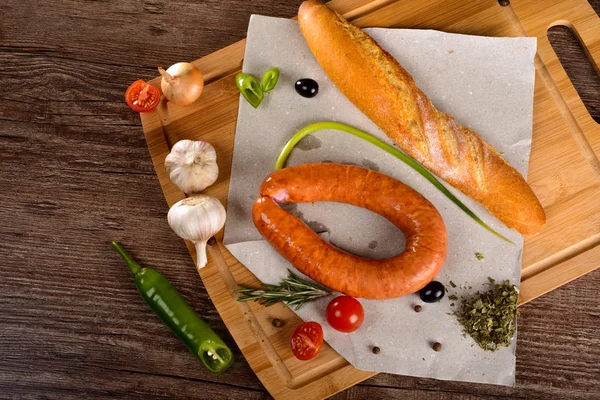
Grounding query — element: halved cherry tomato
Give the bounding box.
[326,296,364,333]
[291,321,323,360]
[125,80,161,112]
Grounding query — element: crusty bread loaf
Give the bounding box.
[298,0,545,235]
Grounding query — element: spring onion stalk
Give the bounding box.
[275,121,513,244]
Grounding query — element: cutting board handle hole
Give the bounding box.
[548,24,600,124]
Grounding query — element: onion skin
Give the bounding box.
[160,62,204,106]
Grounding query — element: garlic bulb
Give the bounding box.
[165,140,219,194]
[168,194,226,270]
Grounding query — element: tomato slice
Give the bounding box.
[125,80,161,112]
[291,321,323,360]
[326,296,364,333]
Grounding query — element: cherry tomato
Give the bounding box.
[291,321,323,360]
[326,296,364,333]
[125,80,161,112]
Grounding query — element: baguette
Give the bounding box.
[298,0,545,235]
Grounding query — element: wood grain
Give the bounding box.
[0,0,599,399]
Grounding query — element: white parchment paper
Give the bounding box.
[224,15,536,386]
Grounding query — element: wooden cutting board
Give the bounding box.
[139,0,600,398]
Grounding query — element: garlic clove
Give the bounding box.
[165,140,219,194]
[167,194,226,271]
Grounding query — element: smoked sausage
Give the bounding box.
[252,163,448,299]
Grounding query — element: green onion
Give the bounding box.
[275,121,513,244]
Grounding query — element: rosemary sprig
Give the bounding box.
[234,270,332,310]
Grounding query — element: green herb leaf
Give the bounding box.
[449,281,457,288]
[448,295,458,301]
[234,270,331,310]
[454,281,519,351]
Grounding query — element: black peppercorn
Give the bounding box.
[432,342,442,352]
[271,318,283,328]
[414,305,422,313]
[372,346,381,354]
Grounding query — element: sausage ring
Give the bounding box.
[252,163,448,299]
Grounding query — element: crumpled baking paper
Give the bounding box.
[223,15,536,386]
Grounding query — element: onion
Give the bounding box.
[158,62,204,106]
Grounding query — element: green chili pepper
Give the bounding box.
[112,241,234,374]
[261,67,280,92]
[236,73,264,108]
[275,122,513,244]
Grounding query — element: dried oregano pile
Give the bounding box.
[455,279,519,351]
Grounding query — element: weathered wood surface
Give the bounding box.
[0,0,599,399]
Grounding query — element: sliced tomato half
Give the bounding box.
[125,80,161,112]
[291,321,323,361]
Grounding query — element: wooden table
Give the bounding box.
[1,1,599,399]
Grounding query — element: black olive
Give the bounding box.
[419,281,445,303]
[295,78,319,98]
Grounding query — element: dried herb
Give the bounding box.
[475,252,485,260]
[454,280,519,351]
[449,281,457,288]
[234,270,331,310]
[448,295,458,301]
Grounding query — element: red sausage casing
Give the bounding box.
[252,163,448,299]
